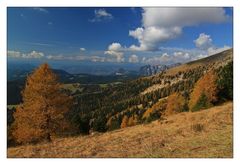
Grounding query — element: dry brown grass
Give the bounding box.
[7,102,233,158]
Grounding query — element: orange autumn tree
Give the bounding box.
[120,115,128,128]
[142,98,167,120]
[13,63,73,144]
[189,70,218,112]
[165,92,185,116]
[128,115,138,127]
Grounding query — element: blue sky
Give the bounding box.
[7,7,233,65]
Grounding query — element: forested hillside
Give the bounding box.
[68,49,233,134]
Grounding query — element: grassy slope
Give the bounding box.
[8,102,233,158]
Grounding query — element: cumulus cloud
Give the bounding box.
[129,26,182,51]
[142,8,228,28]
[104,43,125,62]
[129,7,229,51]
[105,51,124,62]
[194,33,213,50]
[128,54,139,63]
[194,33,231,56]
[80,48,86,51]
[89,9,113,22]
[108,42,122,51]
[8,50,44,59]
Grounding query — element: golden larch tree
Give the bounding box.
[13,63,73,144]
[142,99,167,119]
[128,115,138,127]
[120,115,129,128]
[165,92,185,116]
[189,70,218,111]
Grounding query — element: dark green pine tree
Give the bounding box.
[217,61,233,100]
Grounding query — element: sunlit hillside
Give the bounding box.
[8,102,232,158]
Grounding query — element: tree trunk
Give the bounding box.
[45,112,52,142]
[46,132,51,142]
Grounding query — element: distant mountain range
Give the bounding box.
[113,63,182,77]
[7,62,182,82]
[139,63,181,76]
[7,67,140,105]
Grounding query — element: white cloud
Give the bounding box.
[129,26,182,51]
[80,48,86,51]
[104,43,125,62]
[104,51,124,62]
[90,56,105,62]
[8,50,44,59]
[142,50,206,65]
[46,54,106,62]
[107,42,122,51]
[207,45,231,55]
[47,55,88,61]
[89,9,113,22]
[129,7,229,51]
[22,51,44,59]
[194,33,213,50]
[95,9,112,17]
[129,28,144,41]
[46,55,64,60]
[128,54,139,63]
[142,8,228,28]
[144,53,171,64]
[173,51,190,59]
[194,33,231,56]
[7,50,21,58]
[195,54,208,60]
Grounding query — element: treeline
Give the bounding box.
[106,61,233,131]
[7,61,233,146]
[70,61,232,133]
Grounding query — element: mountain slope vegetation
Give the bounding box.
[68,49,233,134]
[7,49,233,156]
[8,102,233,158]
